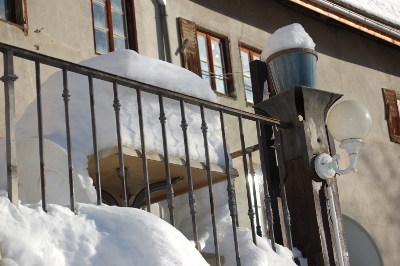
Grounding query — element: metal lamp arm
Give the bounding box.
[326,153,358,176]
[315,139,365,180]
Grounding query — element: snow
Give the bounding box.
[261,23,315,62]
[338,0,400,27]
[0,192,208,266]
[0,50,227,203]
[164,182,296,266]
[0,50,295,265]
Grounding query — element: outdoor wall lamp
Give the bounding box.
[315,100,372,179]
[314,100,371,266]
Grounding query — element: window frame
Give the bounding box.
[0,0,28,35]
[91,0,137,55]
[197,29,231,95]
[240,45,262,104]
[382,88,400,143]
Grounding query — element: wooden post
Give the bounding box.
[254,84,349,265]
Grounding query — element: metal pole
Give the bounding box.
[62,68,76,213]
[256,121,276,251]
[158,94,175,225]
[238,115,257,244]
[200,105,221,266]
[249,152,262,237]
[88,76,102,205]
[327,181,345,266]
[1,49,18,207]
[220,110,241,266]
[273,126,293,251]
[180,100,199,250]
[136,88,151,212]
[112,81,128,207]
[35,61,47,212]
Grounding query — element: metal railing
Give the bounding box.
[1,42,293,266]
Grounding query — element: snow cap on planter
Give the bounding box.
[261,23,317,94]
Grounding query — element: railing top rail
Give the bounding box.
[0,42,289,128]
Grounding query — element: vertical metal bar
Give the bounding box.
[200,105,221,266]
[256,121,276,251]
[1,49,18,207]
[220,110,241,266]
[136,88,151,212]
[273,125,293,251]
[113,81,128,207]
[158,94,175,225]
[249,152,262,237]
[88,76,102,205]
[35,61,47,212]
[179,100,199,250]
[238,115,257,244]
[62,68,75,213]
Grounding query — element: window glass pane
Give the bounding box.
[253,54,260,61]
[111,0,124,11]
[201,71,211,85]
[214,66,226,94]
[0,0,7,20]
[211,39,223,67]
[95,28,109,54]
[246,89,253,103]
[114,35,127,50]
[200,61,209,72]
[197,34,208,62]
[112,11,126,37]
[93,2,107,29]
[244,76,252,88]
[241,50,250,74]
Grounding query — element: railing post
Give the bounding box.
[88,75,102,205]
[113,81,128,207]
[158,94,175,225]
[256,120,276,251]
[35,61,47,212]
[273,125,293,251]
[200,105,221,266]
[136,88,151,212]
[62,68,76,213]
[180,100,199,250]
[238,115,257,245]
[1,49,18,207]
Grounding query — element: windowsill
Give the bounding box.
[215,91,237,100]
[246,101,254,108]
[0,18,27,35]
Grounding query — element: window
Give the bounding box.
[197,31,228,94]
[0,0,28,33]
[240,46,261,103]
[382,88,400,143]
[179,17,233,96]
[91,0,137,54]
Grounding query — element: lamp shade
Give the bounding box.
[327,100,372,142]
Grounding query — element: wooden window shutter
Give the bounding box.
[383,88,400,143]
[178,17,201,76]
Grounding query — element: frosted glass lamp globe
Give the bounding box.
[326,100,372,142]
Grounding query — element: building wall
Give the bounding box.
[1,0,400,265]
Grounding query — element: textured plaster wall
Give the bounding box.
[0,0,96,138]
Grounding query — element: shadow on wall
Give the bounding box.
[343,215,383,266]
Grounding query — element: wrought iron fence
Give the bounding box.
[1,42,293,266]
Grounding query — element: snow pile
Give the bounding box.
[0,50,227,203]
[261,23,315,61]
[339,0,400,27]
[167,182,296,266]
[0,194,208,266]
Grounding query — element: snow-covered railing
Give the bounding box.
[0,42,291,266]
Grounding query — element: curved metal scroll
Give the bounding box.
[132,177,183,208]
